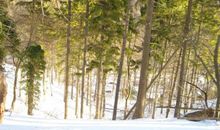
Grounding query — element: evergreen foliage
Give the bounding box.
[21,43,46,115]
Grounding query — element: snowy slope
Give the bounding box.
[0,114,219,130]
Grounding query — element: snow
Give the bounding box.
[1,64,220,130]
[1,114,219,130]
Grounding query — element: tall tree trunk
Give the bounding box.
[50,68,53,96]
[166,51,181,118]
[86,73,90,105]
[10,61,20,111]
[27,72,34,115]
[101,73,107,117]
[152,76,160,119]
[174,0,192,118]
[160,71,166,114]
[112,0,131,120]
[132,0,154,119]
[187,64,196,109]
[160,42,168,114]
[75,75,79,118]
[95,63,103,119]
[183,50,191,114]
[19,72,22,97]
[190,65,197,108]
[124,55,131,119]
[89,73,92,119]
[0,68,7,123]
[214,36,220,118]
[71,72,74,100]
[81,0,89,118]
[51,67,54,85]
[64,0,71,119]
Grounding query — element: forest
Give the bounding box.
[0,0,220,129]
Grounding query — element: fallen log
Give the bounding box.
[183,108,214,121]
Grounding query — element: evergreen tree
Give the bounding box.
[21,44,46,115]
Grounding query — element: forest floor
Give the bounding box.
[1,64,220,130]
[1,114,219,130]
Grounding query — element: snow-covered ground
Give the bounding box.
[1,114,219,130]
[1,64,220,130]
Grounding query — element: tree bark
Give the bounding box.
[174,0,192,118]
[152,75,160,119]
[101,73,107,117]
[112,0,130,120]
[81,0,89,118]
[64,0,71,119]
[166,50,181,118]
[95,63,103,119]
[124,54,131,119]
[75,74,79,118]
[214,35,220,118]
[132,0,154,119]
[71,72,74,100]
[27,72,34,115]
[10,61,20,111]
[89,73,92,118]
[0,69,7,123]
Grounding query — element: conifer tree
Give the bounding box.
[21,44,45,115]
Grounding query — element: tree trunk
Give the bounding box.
[174,0,192,118]
[86,73,90,105]
[27,72,34,115]
[19,72,22,97]
[0,69,7,123]
[101,73,107,117]
[64,0,71,119]
[75,75,79,118]
[152,78,160,119]
[183,50,191,114]
[160,43,168,114]
[71,72,74,100]
[89,73,92,119]
[187,65,196,109]
[112,0,130,120]
[81,0,89,118]
[11,63,20,111]
[166,51,181,118]
[124,55,131,119]
[132,0,154,119]
[95,63,103,119]
[214,35,220,118]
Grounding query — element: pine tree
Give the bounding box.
[21,44,45,115]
